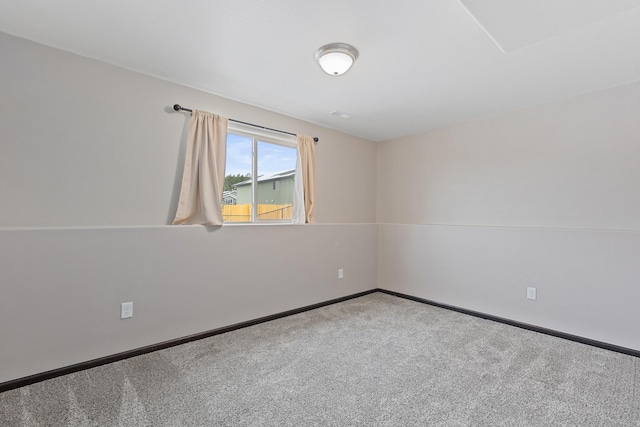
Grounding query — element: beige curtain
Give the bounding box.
[297,135,316,223]
[172,110,228,226]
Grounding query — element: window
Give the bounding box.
[222,123,298,223]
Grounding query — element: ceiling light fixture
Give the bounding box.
[315,43,359,76]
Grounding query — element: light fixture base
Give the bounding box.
[315,43,359,76]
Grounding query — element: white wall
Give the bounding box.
[0,32,378,383]
[378,81,640,351]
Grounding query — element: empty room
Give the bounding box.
[1,1,640,425]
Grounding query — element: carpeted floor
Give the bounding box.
[1,292,639,426]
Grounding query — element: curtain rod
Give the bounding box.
[173,104,319,143]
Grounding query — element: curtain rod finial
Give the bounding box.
[173,104,182,111]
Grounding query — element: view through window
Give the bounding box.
[222,127,298,223]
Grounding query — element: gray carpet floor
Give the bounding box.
[1,292,639,426]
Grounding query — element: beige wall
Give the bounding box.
[379,224,640,349]
[0,224,377,383]
[378,81,640,351]
[377,82,640,229]
[3,28,640,384]
[0,32,378,383]
[0,32,376,227]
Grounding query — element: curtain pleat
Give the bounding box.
[297,135,316,224]
[172,110,228,226]
[292,147,305,224]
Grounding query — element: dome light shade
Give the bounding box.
[315,43,359,76]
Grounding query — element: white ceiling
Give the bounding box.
[1,0,640,141]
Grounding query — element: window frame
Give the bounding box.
[225,122,298,225]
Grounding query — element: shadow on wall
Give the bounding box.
[166,107,190,225]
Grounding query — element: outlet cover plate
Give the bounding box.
[526,287,537,300]
[121,302,133,319]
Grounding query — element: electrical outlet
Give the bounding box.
[121,302,133,319]
[526,287,537,300]
[338,269,344,279]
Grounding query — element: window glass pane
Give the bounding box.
[256,140,297,221]
[223,133,252,222]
